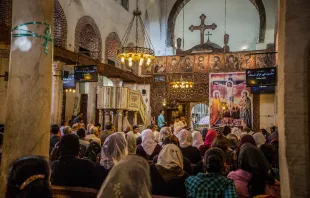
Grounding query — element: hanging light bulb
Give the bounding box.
[73,90,76,93]
[121,56,125,64]
[139,57,144,66]
[147,57,151,65]
[129,56,133,67]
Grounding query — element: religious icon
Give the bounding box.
[225,54,239,71]
[210,54,223,72]
[167,56,180,73]
[239,90,252,128]
[182,56,194,73]
[239,53,255,69]
[256,53,275,68]
[194,55,209,72]
[153,57,166,74]
[210,90,222,127]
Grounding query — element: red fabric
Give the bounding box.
[204,130,218,147]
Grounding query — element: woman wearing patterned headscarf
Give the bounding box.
[150,144,189,197]
[93,132,128,189]
[98,155,152,198]
[158,127,172,146]
[177,129,201,164]
[136,129,161,160]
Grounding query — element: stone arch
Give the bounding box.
[75,16,102,61]
[54,0,67,48]
[105,32,121,68]
[166,0,266,48]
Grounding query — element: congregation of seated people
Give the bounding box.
[0,115,280,198]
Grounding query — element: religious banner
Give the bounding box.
[209,72,252,128]
[153,56,167,74]
[194,54,209,72]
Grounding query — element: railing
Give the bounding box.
[97,86,147,124]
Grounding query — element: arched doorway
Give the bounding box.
[191,103,209,130]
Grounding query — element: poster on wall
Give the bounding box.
[209,72,252,128]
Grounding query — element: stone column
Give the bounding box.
[277,0,310,197]
[111,110,117,128]
[98,109,104,128]
[109,77,122,87]
[51,61,65,125]
[123,110,129,130]
[117,110,123,132]
[133,111,138,126]
[104,110,111,125]
[0,0,53,194]
[86,82,97,124]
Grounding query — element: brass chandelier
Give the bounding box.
[117,0,155,67]
[170,76,194,89]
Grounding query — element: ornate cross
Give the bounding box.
[206,31,212,42]
[189,14,217,45]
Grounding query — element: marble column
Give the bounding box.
[109,77,122,87]
[104,110,111,125]
[117,110,123,132]
[51,61,65,125]
[98,109,104,128]
[123,110,129,130]
[111,110,117,128]
[0,0,53,195]
[133,111,138,126]
[277,0,310,197]
[86,82,97,124]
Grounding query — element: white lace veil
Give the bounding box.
[97,155,152,198]
[100,132,128,169]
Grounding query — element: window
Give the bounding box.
[121,0,129,11]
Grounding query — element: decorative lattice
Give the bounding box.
[0,0,12,27]
[105,32,121,68]
[74,16,102,61]
[53,0,67,48]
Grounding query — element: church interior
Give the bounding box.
[0,0,309,197]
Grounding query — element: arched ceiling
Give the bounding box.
[166,0,266,48]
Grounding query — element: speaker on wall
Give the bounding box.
[142,89,146,95]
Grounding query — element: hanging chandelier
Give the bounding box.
[170,76,194,89]
[117,0,155,67]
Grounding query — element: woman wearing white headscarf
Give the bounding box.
[150,144,188,198]
[192,131,209,157]
[125,132,137,155]
[136,129,161,160]
[158,127,172,146]
[93,132,128,189]
[98,155,152,198]
[253,132,266,148]
[173,126,184,136]
[177,129,202,164]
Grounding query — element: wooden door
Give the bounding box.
[80,94,88,123]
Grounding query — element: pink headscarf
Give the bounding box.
[204,129,218,148]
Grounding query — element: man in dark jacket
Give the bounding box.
[100,122,114,144]
[50,124,60,152]
[50,134,96,188]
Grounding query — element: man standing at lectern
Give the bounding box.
[157,110,166,130]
